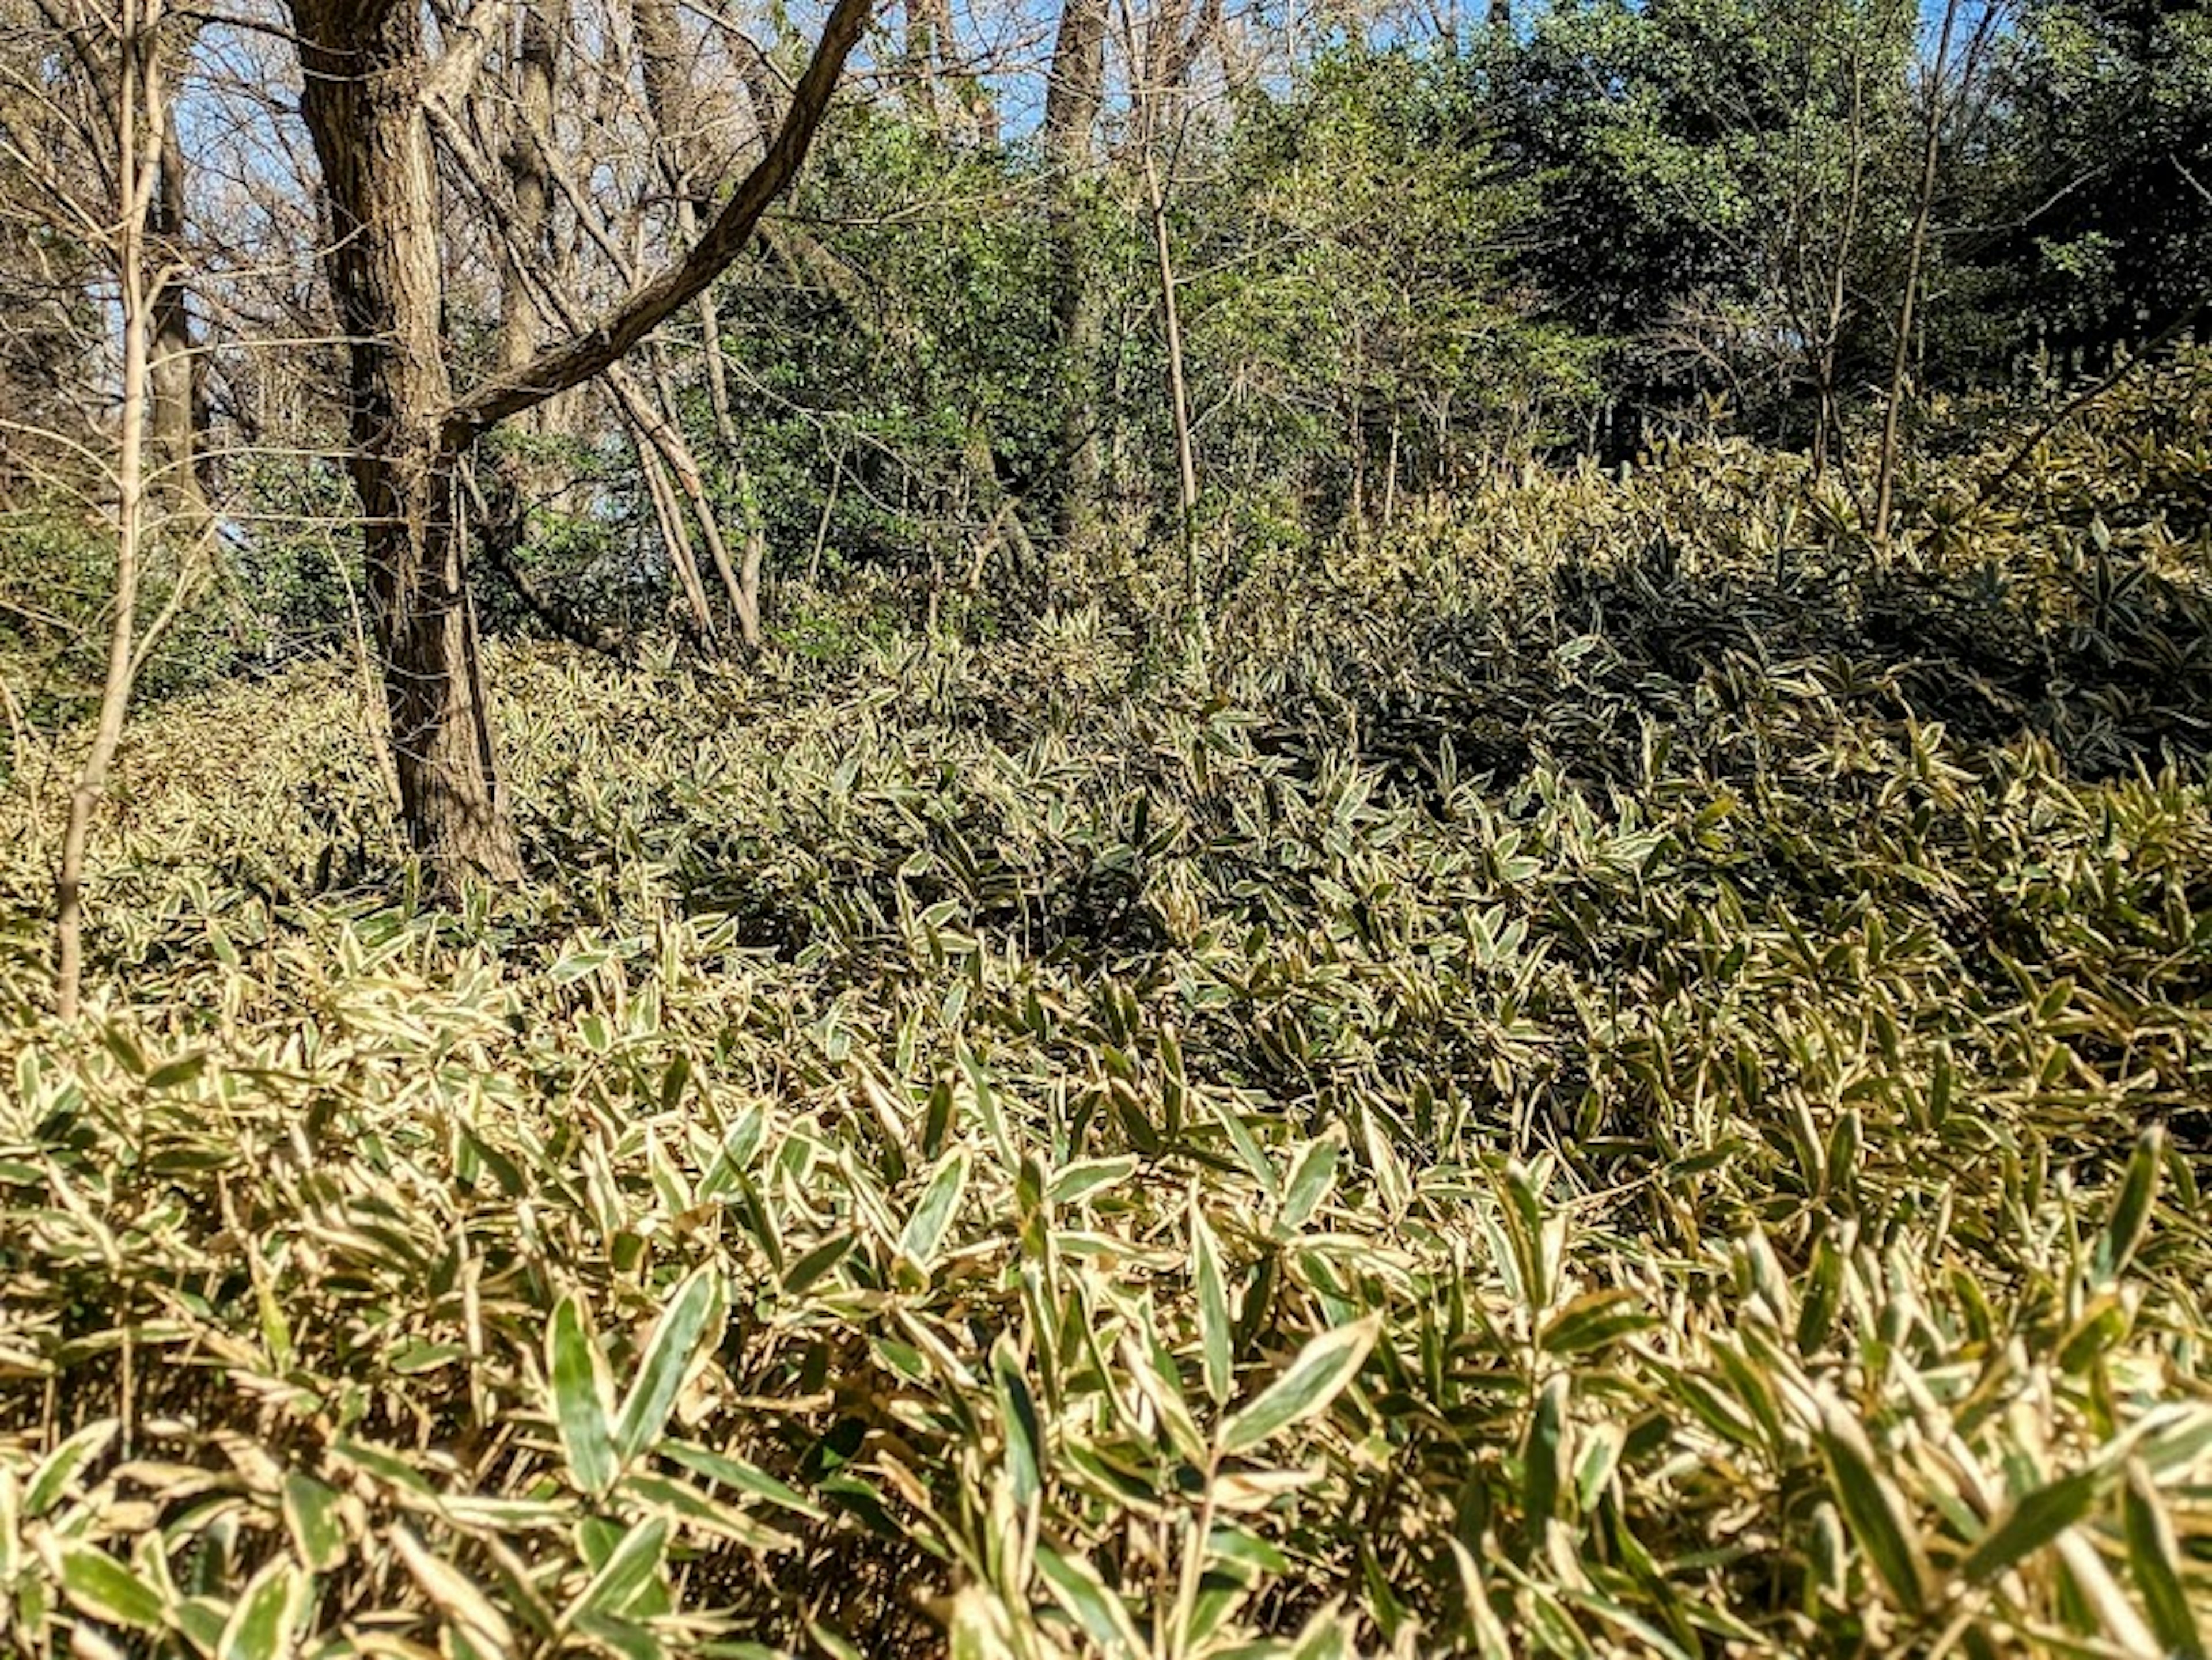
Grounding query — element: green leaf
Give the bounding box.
[2137,1406,2212,1477]
[1035,1545,1145,1658]
[948,1583,1017,1660]
[663,1441,825,1519]
[568,1517,669,1622]
[332,1437,440,1499]
[218,1560,305,1660]
[781,1233,857,1297]
[1120,1322,1207,1466]
[658,1053,691,1113]
[25,1418,117,1517]
[2121,1462,2200,1657]
[898,1149,971,1270]
[1539,1291,1656,1357]
[573,1609,668,1660]
[392,1524,513,1654]
[618,1474,799,1553]
[1275,1136,1339,1237]
[1961,1465,2106,1583]
[1192,1199,1233,1405]
[1289,1607,1359,1660]
[549,1293,619,1496]
[1046,1156,1138,1208]
[281,1472,347,1573]
[100,1025,147,1077]
[2093,1128,2162,1284]
[991,1337,1042,1507]
[1523,1373,1570,1541]
[177,1597,227,1654]
[59,1542,168,1632]
[1815,1401,1930,1614]
[1202,1094,1281,1204]
[146,1051,209,1090]
[615,1265,725,1462]
[1221,1314,1380,1456]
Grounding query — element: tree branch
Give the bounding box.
[440,0,874,445]
[418,0,521,109]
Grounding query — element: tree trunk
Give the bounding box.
[499,0,561,381]
[1140,147,1198,605]
[57,0,161,1019]
[1046,0,1107,556]
[286,0,869,888]
[149,84,205,529]
[294,0,522,886]
[1872,0,1959,549]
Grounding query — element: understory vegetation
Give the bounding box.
[2,358,2209,1658]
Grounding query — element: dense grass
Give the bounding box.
[2,365,2210,1658]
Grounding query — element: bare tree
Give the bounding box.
[51,0,179,1016]
[282,0,873,887]
[1872,0,2002,545]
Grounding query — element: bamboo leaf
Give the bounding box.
[1524,1372,1570,1542]
[1192,1196,1233,1405]
[898,1148,971,1270]
[1036,1541,1146,1658]
[991,1336,1042,1507]
[549,1293,619,1496]
[25,1419,116,1517]
[392,1524,513,1654]
[615,1265,725,1462]
[281,1472,347,1573]
[2121,1461,2201,1657]
[217,1559,305,1660]
[1275,1136,1339,1237]
[1221,1314,1380,1456]
[567,1517,669,1623]
[1960,1465,2105,1584]
[2093,1128,2162,1285]
[1815,1401,1930,1614]
[782,1232,857,1296]
[58,1542,168,1632]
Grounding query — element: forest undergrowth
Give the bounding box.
[1,363,2210,1658]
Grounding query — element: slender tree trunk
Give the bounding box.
[499,0,560,383]
[294,0,523,886]
[58,0,161,1018]
[1046,0,1107,555]
[149,82,204,530]
[1141,149,1198,602]
[900,0,953,131]
[1872,0,1959,548]
[1811,35,1869,488]
[490,0,581,605]
[637,433,716,629]
[632,0,766,646]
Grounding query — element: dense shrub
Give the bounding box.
[0,366,2207,1658]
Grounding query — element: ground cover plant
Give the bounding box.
[1,359,2210,1657]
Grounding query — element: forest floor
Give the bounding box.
[2,370,2210,1657]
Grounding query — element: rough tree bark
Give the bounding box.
[1045,0,1107,555]
[283,0,873,888]
[149,80,204,527]
[294,0,522,882]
